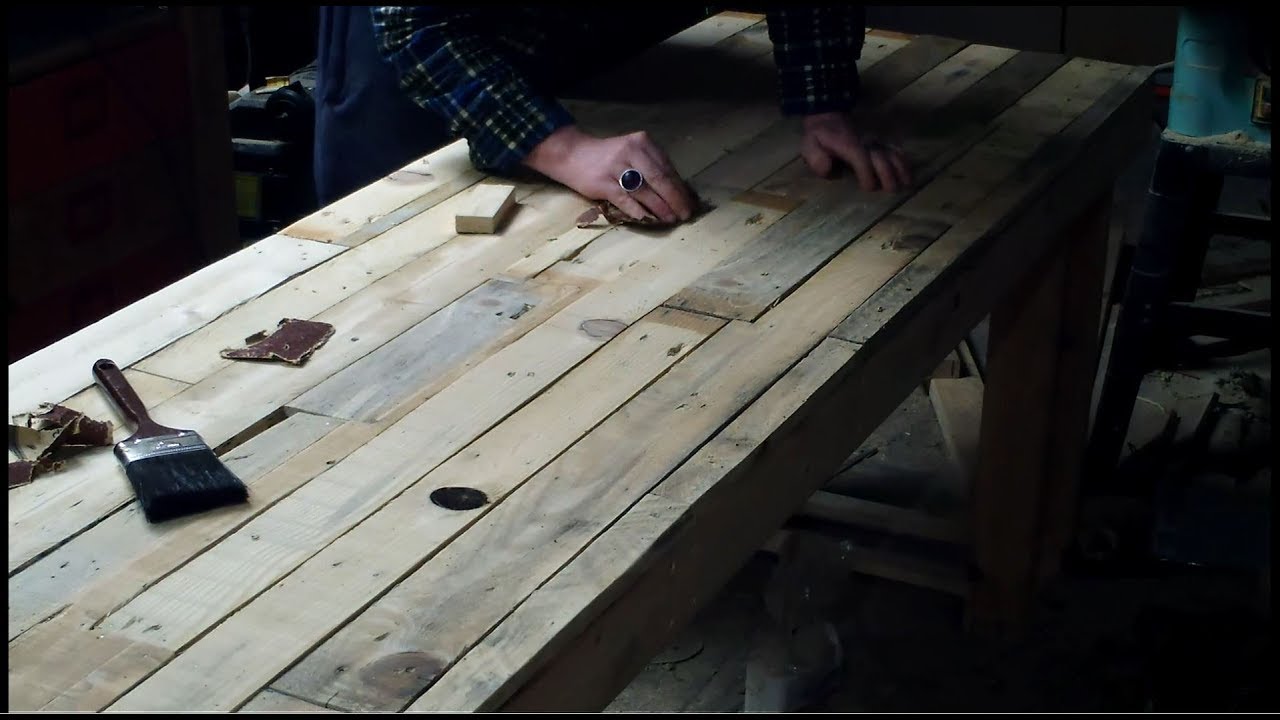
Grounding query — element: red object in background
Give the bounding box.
[7,28,191,204]
[7,18,213,364]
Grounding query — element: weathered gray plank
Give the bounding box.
[289,278,558,422]
[665,47,1067,321]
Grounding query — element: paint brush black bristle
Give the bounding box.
[123,446,249,523]
[94,357,251,524]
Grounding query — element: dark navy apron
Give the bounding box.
[313,6,450,204]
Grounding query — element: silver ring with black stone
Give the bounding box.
[618,168,645,193]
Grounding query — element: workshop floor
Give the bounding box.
[608,134,1272,712]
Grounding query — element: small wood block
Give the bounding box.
[456,184,517,234]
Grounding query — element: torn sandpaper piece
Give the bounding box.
[7,404,113,488]
[220,318,336,366]
[575,194,716,229]
[577,201,662,228]
[9,424,63,466]
[18,403,114,448]
[9,461,35,489]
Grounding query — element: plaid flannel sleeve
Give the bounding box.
[765,5,866,116]
[370,7,575,172]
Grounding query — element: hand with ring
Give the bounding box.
[522,125,695,223]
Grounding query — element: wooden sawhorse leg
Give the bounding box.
[969,192,1112,633]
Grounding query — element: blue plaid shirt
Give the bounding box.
[371,6,864,173]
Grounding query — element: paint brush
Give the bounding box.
[93,358,249,522]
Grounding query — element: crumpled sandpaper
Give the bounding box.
[9,461,36,489]
[23,404,114,447]
[220,318,336,366]
[8,404,114,489]
[575,194,715,229]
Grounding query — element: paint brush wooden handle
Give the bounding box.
[93,359,169,440]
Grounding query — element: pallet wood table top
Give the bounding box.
[7,13,1151,712]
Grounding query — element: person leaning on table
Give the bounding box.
[314,6,911,218]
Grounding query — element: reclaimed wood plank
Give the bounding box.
[85,197,781,712]
[8,426,379,711]
[416,61,1151,714]
[416,338,859,712]
[282,14,767,252]
[134,182,541,384]
[238,690,338,713]
[6,184,597,574]
[8,21,1155,713]
[666,46,1068,320]
[282,140,482,247]
[55,68,849,702]
[692,33,909,191]
[8,235,343,418]
[137,20,782,391]
[268,320,767,711]
[830,67,1150,346]
[108,309,722,712]
[22,184,790,711]
[7,412,341,642]
[6,414,360,711]
[520,31,918,283]
[265,54,1136,715]
[289,278,564,422]
[7,370,189,573]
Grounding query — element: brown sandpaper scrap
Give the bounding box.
[220,318,336,366]
[10,424,63,464]
[25,403,114,448]
[575,193,715,229]
[7,404,113,488]
[9,460,36,489]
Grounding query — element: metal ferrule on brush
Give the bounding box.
[113,431,208,465]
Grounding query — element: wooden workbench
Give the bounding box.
[7,13,1150,712]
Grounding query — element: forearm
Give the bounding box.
[765,5,866,115]
[370,6,574,172]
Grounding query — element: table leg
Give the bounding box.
[745,532,844,712]
[969,192,1111,632]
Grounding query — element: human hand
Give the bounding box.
[522,125,695,224]
[800,112,912,193]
